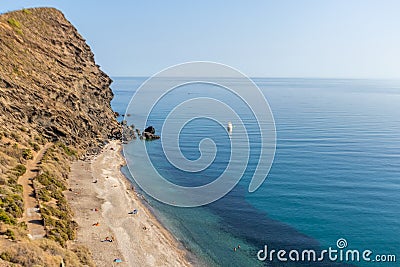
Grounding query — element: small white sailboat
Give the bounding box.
[227,121,233,134]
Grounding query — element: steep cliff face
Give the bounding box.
[0,7,119,150]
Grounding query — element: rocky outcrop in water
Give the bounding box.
[121,123,160,142]
[121,120,136,142]
[141,125,160,140]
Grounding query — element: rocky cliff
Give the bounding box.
[0,8,120,266]
[0,7,119,151]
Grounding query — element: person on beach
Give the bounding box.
[128,209,138,215]
[101,236,113,242]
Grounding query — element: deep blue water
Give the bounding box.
[111,77,400,267]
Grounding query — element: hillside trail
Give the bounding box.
[17,142,52,240]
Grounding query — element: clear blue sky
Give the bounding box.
[2,0,400,79]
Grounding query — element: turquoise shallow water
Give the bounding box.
[111,77,400,267]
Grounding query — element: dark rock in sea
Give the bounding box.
[142,126,160,140]
[118,124,160,142]
[144,126,155,135]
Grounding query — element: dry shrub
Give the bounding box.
[0,239,91,267]
[0,242,61,266]
[38,239,89,267]
[71,245,95,267]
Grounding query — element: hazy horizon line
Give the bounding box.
[109,75,400,81]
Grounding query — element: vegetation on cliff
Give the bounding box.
[0,7,119,266]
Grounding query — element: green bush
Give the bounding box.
[18,221,27,230]
[0,193,23,219]
[42,214,55,227]
[7,178,24,196]
[37,188,51,202]
[48,230,67,247]
[30,142,40,152]
[13,184,23,193]
[37,172,51,187]
[0,209,16,225]
[7,18,21,28]
[42,203,69,221]
[13,164,26,177]
[22,9,32,14]
[5,229,15,240]
[50,190,64,202]
[42,202,77,247]
[4,202,23,219]
[0,251,12,262]
[37,172,66,191]
[57,142,77,157]
[6,175,17,185]
[22,149,33,160]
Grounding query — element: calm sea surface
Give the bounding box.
[111,77,400,267]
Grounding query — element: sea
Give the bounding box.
[110,77,400,267]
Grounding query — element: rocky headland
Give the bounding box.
[0,7,119,266]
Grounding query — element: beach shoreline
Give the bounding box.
[66,140,193,267]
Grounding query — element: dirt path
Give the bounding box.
[18,143,52,240]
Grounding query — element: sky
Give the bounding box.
[1,0,400,79]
